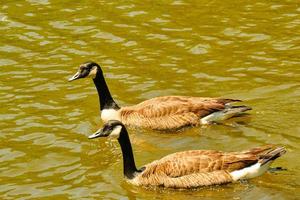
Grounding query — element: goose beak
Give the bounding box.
[88,128,107,139]
[68,72,81,82]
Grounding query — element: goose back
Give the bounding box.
[119,96,240,130]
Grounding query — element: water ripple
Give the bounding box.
[0,0,299,199]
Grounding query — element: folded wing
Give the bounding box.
[134,146,275,188]
[120,96,239,130]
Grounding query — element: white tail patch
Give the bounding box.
[101,109,121,122]
[200,111,229,124]
[200,106,249,124]
[230,162,272,181]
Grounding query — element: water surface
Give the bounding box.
[1,1,299,199]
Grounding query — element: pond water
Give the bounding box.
[0,0,299,199]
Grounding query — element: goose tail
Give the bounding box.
[230,146,286,181]
[200,105,251,124]
[259,146,286,166]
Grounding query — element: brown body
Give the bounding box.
[128,145,284,188]
[118,96,243,130]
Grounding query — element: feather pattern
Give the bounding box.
[119,96,242,130]
[129,145,282,188]
[129,170,232,188]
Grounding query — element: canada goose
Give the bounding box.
[69,62,251,130]
[88,120,286,189]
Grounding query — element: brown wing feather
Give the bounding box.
[141,150,257,178]
[163,170,232,188]
[134,170,232,188]
[141,146,273,182]
[120,96,239,130]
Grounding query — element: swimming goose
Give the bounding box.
[88,120,286,189]
[69,61,251,130]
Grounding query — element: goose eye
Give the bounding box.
[79,66,88,71]
[104,126,112,131]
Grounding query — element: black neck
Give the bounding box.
[118,127,138,179]
[93,70,120,111]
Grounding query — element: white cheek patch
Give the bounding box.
[109,125,122,138]
[87,66,97,78]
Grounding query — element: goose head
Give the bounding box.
[69,61,102,82]
[89,120,124,139]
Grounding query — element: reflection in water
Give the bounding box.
[0,0,299,199]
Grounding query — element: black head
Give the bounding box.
[88,120,125,139]
[68,61,102,82]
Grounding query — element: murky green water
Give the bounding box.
[1,0,299,199]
